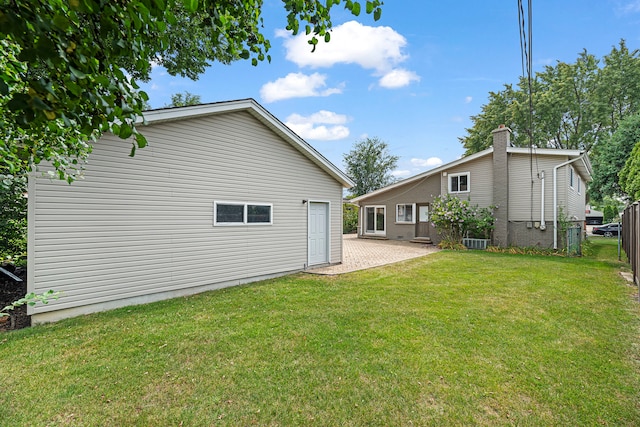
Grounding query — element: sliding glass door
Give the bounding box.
[364,206,386,235]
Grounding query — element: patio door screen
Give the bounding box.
[365,206,385,235]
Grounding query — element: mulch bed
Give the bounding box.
[0,264,29,332]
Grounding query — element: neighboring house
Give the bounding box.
[585,207,604,225]
[352,125,592,249]
[28,99,353,323]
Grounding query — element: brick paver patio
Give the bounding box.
[306,234,440,275]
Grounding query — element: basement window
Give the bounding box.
[214,202,273,226]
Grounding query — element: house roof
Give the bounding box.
[139,99,354,188]
[352,145,592,203]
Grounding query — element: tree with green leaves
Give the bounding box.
[602,204,619,223]
[590,112,640,201]
[343,137,398,197]
[460,41,640,156]
[0,174,27,263]
[343,203,359,234]
[0,0,383,184]
[167,92,202,108]
[619,140,640,202]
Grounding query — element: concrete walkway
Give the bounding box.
[306,234,440,275]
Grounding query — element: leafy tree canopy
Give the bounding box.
[460,40,640,156]
[619,137,640,202]
[0,173,27,262]
[167,92,202,108]
[343,137,398,197]
[0,0,383,184]
[590,112,640,202]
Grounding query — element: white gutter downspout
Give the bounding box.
[553,155,586,249]
[540,171,546,231]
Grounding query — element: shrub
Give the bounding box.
[430,194,495,247]
[343,203,358,234]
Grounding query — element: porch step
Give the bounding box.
[359,235,389,240]
[410,237,433,244]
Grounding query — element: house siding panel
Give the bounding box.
[361,175,441,240]
[508,154,568,222]
[441,155,494,207]
[29,111,343,319]
[567,166,586,220]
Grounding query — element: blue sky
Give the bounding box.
[140,0,640,178]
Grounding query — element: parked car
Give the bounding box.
[592,223,620,237]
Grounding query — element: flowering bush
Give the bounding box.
[466,205,496,239]
[430,194,495,246]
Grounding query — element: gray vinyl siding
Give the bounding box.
[508,154,565,222]
[359,175,440,240]
[567,165,586,220]
[555,164,569,215]
[29,111,343,317]
[441,155,493,207]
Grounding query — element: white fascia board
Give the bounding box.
[507,146,584,157]
[139,99,354,188]
[579,154,594,181]
[139,99,256,124]
[352,148,494,204]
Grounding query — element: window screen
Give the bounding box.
[216,203,244,223]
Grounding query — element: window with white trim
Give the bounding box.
[449,172,470,193]
[569,167,575,188]
[364,205,386,235]
[577,176,581,194]
[396,203,415,223]
[214,202,273,225]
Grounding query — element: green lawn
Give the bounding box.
[1,238,639,426]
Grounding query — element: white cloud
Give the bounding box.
[286,110,349,125]
[288,124,350,140]
[285,110,351,141]
[279,21,419,89]
[620,1,640,13]
[392,170,412,178]
[379,69,420,89]
[260,72,343,103]
[464,96,473,104]
[410,157,443,168]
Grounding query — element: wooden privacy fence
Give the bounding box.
[622,201,640,286]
